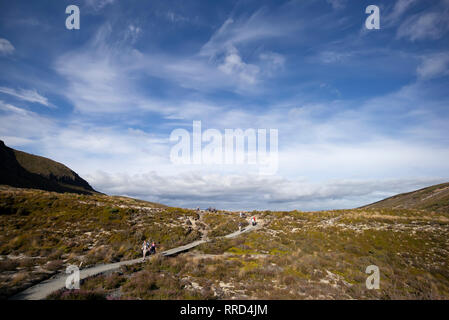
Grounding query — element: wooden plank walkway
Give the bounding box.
[11,223,261,300]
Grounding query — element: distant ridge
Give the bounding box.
[361,182,449,213]
[0,140,97,194]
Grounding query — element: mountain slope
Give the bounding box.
[0,140,96,194]
[362,182,449,213]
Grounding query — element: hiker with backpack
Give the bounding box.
[251,216,256,226]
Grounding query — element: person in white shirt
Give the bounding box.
[141,240,148,261]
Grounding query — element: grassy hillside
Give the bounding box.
[48,207,449,300]
[0,140,96,194]
[0,186,206,299]
[1,185,449,300]
[362,182,449,213]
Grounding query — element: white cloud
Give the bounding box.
[124,24,141,44]
[0,102,55,147]
[417,53,449,79]
[0,87,50,107]
[386,0,418,24]
[0,102,172,177]
[166,11,190,24]
[259,52,285,75]
[318,51,353,64]
[198,12,293,85]
[54,44,233,116]
[326,0,346,10]
[53,24,163,114]
[397,11,449,41]
[199,14,286,58]
[218,47,260,84]
[0,38,14,55]
[53,19,289,113]
[85,0,115,10]
[0,100,29,116]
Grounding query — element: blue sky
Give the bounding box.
[1,0,449,210]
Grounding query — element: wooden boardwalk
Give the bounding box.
[11,223,261,300]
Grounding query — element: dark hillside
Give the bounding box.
[0,140,96,194]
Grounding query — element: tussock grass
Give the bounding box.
[2,185,449,300]
[0,186,201,298]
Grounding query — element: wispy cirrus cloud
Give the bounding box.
[84,0,115,11]
[0,87,51,107]
[0,38,14,55]
[165,11,190,24]
[217,46,260,84]
[198,10,293,85]
[0,101,54,147]
[385,0,419,25]
[318,50,353,64]
[53,12,291,114]
[0,100,29,116]
[417,53,449,79]
[397,10,449,41]
[326,0,347,10]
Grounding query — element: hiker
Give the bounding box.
[149,241,156,255]
[141,240,148,261]
[251,216,256,226]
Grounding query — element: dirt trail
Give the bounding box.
[188,211,211,241]
[11,217,264,300]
